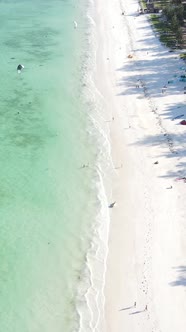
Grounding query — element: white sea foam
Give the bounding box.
[86,14,96,26]
[75,1,113,331]
[76,166,110,332]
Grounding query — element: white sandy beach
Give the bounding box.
[92,0,186,331]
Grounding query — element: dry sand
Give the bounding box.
[92,0,186,331]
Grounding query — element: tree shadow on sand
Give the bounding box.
[129,97,186,180]
[116,53,185,98]
[130,120,186,180]
[169,266,186,287]
[115,14,186,99]
[115,13,186,181]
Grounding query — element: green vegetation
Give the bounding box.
[150,0,186,48]
[150,14,179,48]
[140,0,147,10]
[180,53,186,59]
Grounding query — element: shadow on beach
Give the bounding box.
[116,52,185,99]
[131,126,186,180]
[129,310,145,315]
[119,306,134,311]
[120,34,186,181]
[169,266,186,287]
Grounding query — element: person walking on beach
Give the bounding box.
[145,305,147,311]
[134,301,136,308]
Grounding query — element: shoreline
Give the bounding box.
[92,0,186,331]
[75,1,113,329]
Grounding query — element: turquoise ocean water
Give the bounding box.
[0,0,108,331]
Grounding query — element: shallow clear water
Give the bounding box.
[0,0,98,331]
